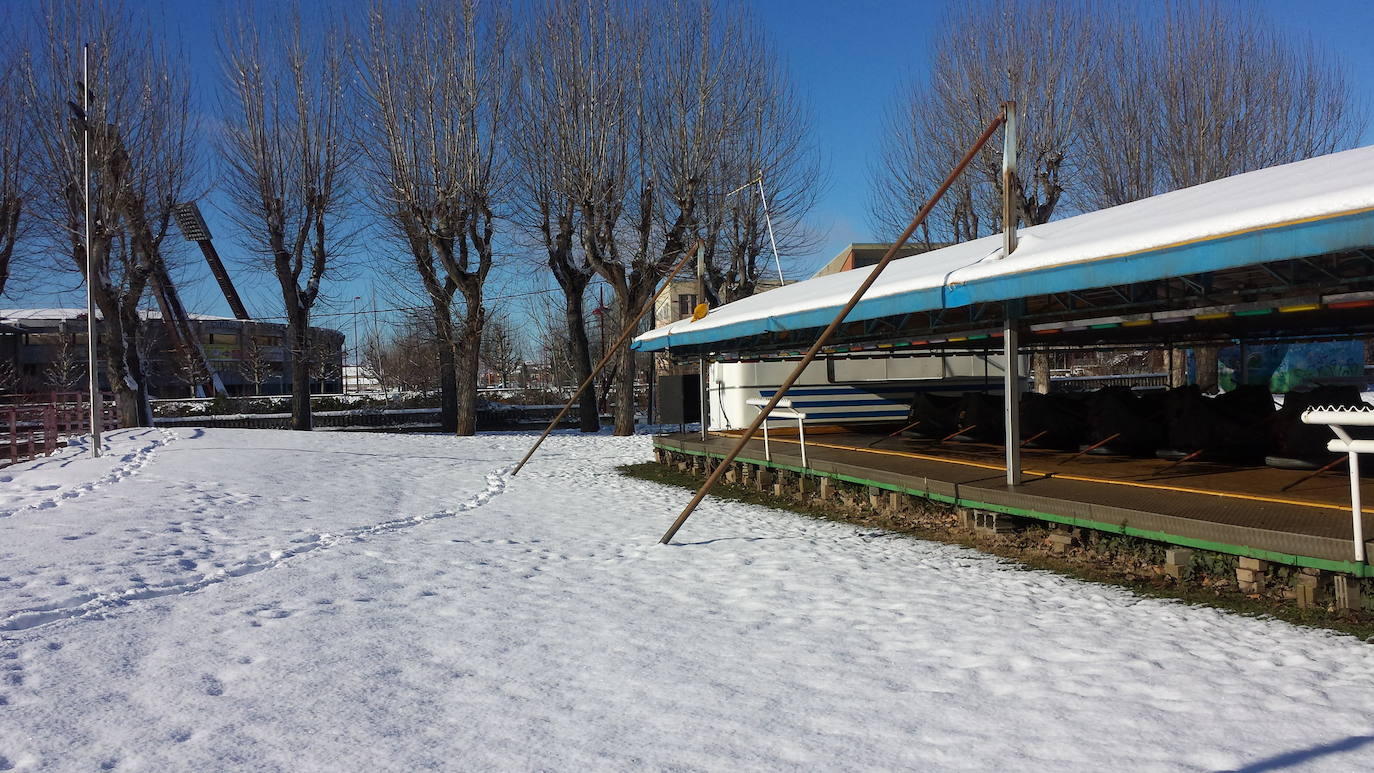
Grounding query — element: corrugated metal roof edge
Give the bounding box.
[632,206,1374,353]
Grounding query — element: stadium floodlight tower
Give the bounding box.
[172,202,251,321]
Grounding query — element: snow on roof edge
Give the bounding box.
[635,144,1374,351]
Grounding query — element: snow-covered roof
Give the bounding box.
[0,308,238,324]
[634,144,1374,352]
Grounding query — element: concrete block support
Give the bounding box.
[1165,548,1194,580]
[1296,585,1318,609]
[818,477,833,502]
[955,508,976,530]
[756,468,773,492]
[1334,575,1363,611]
[974,511,1017,537]
[1166,548,1194,566]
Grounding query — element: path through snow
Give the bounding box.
[1,428,1373,771]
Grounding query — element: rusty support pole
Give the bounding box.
[512,241,704,476]
[658,105,1011,545]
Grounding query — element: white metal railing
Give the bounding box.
[1301,407,1374,562]
[746,397,808,468]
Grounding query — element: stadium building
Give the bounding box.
[0,309,345,397]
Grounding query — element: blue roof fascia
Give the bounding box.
[632,207,1374,353]
[946,206,1374,308]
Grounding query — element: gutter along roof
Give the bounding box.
[634,144,1374,354]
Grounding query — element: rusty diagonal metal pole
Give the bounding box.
[512,241,704,476]
[658,106,1010,544]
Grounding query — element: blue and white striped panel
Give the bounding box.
[756,381,1005,423]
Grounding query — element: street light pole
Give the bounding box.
[82,43,101,458]
[351,295,361,393]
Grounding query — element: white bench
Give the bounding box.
[1301,407,1374,562]
[746,397,808,468]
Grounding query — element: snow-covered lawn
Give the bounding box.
[3,429,1374,771]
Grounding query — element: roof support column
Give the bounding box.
[1003,310,1023,487]
[1001,101,1021,487]
[699,355,710,440]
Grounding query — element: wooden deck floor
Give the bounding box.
[653,428,1374,574]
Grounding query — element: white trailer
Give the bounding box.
[708,352,1024,431]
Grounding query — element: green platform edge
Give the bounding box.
[654,442,1374,578]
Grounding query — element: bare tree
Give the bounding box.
[870,0,1096,241]
[23,0,197,426]
[357,0,508,435]
[169,342,209,398]
[875,0,1362,231]
[370,312,442,393]
[220,4,355,430]
[698,34,820,305]
[573,0,783,434]
[307,335,341,394]
[43,332,84,391]
[358,327,389,393]
[509,0,627,432]
[238,331,273,395]
[0,359,17,395]
[0,38,28,299]
[480,308,523,388]
[1157,1,1355,197]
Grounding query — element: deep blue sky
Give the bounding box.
[10,0,1374,335]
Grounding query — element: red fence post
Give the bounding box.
[44,404,56,456]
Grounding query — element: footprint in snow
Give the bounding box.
[201,674,224,697]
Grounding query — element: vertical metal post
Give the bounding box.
[1001,102,1018,258]
[761,412,770,461]
[83,44,101,457]
[1350,451,1365,562]
[698,356,709,440]
[696,242,709,441]
[1001,101,1020,486]
[1004,323,1022,486]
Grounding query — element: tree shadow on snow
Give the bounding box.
[1219,734,1374,773]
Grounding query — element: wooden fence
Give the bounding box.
[1,392,119,467]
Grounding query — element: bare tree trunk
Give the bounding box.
[1196,345,1219,390]
[453,298,483,436]
[1032,352,1051,394]
[613,327,636,435]
[565,292,600,432]
[91,289,142,426]
[1169,347,1188,388]
[286,306,313,431]
[220,7,352,433]
[433,301,459,434]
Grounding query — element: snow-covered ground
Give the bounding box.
[3,429,1374,771]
